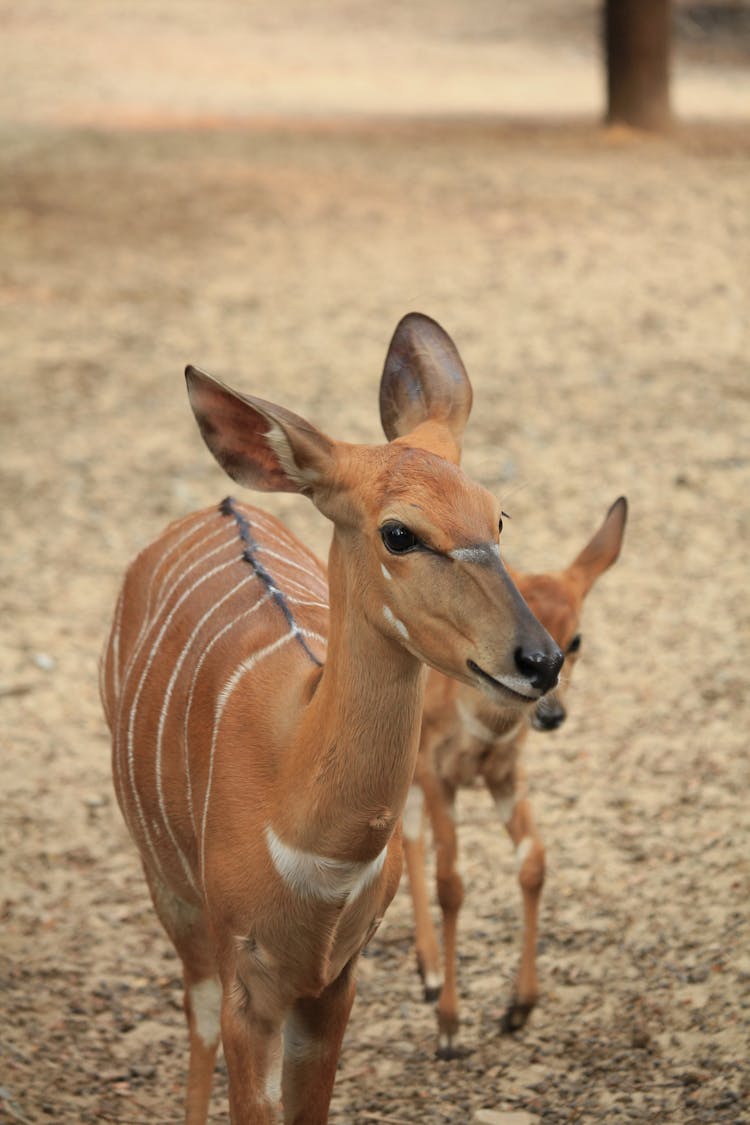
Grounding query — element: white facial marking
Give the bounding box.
[383,604,409,639]
[265,825,387,903]
[401,785,424,842]
[381,564,393,581]
[491,674,542,700]
[515,836,534,871]
[190,978,222,1048]
[449,542,501,565]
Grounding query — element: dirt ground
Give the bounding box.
[1,3,750,1123]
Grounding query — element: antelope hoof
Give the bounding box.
[500,999,535,1035]
[416,956,442,1004]
[436,1036,471,1061]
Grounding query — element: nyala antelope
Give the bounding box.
[402,496,627,1058]
[100,313,563,1124]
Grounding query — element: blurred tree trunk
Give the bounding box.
[604,0,672,130]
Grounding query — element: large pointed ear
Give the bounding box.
[185,365,335,495]
[569,496,628,594]
[379,313,473,447]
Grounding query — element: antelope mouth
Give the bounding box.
[467,659,541,703]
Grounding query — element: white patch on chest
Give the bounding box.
[494,793,517,826]
[190,977,222,1048]
[457,699,523,749]
[265,825,387,904]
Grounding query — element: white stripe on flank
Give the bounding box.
[153,522,227,611]
[286,596,330,611]
[117,525,234,744]
[268,571,327,601]
[401,785,424,842]
[190,977,222,1048]
[200,630,297,885]
[265,825,387,904]
[115,517,218,746]
[109,587,125,699]
[124,554,241,881]
[456,700,523,747]
[154,572,256,892]
[235,515,326,591]
[183,590,274,836]
[256,545,328,591]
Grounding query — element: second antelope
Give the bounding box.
[100,313,562,1124]
[402,497,627,1058]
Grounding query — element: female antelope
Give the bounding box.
[100,313,562,1124]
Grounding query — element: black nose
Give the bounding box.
[533,706,566,732]
[514,645,564,695]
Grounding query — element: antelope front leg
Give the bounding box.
[402,784,443,1001]
[219,958,284,1124]
[281,961,357,1125]
[182,969,222,1124]
[425,776,465,1059]
[488,771,545,1033]
[140,868,221,1125]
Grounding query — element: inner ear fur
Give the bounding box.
[185,365,335,495]
[570,496,628,592]
[379,313,473,449]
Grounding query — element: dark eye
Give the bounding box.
[499,510,510,535]
[567,634,582,654]
[381,522,420,554]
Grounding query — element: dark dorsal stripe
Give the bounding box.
[219,496,323,667]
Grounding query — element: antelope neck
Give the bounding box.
[272,535,426,864]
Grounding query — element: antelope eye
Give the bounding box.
[567,634,582,654]
[380,522,420,555]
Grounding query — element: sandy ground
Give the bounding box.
[1,3,750,1123]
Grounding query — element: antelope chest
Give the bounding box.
[247,830,393,997]
[436,700,524,790]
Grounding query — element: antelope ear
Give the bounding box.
[379,313,473,447]
[569,496,628,594]
[185,365,335,495]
